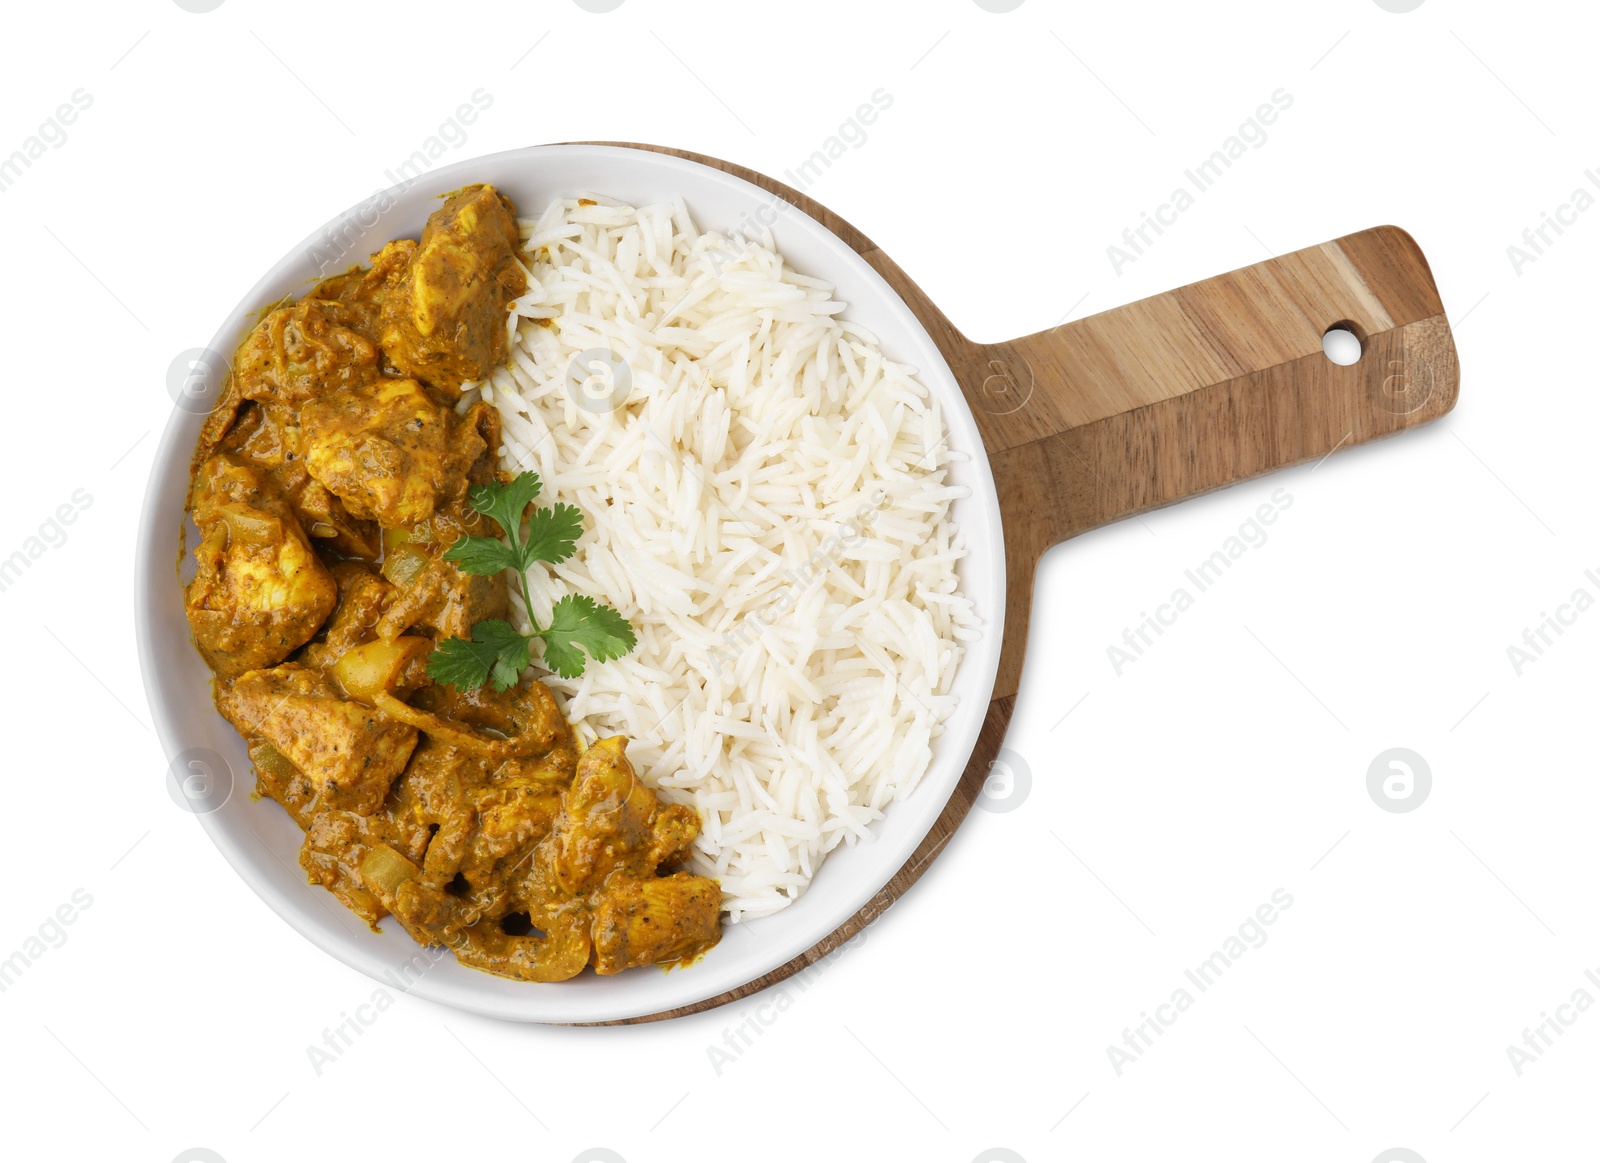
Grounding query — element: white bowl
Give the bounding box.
[136,144,1005,1023]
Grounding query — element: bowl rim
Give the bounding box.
[135,142,1006,1023]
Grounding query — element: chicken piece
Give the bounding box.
[387,739,491,892]
[216,398,298,469]
[216,402,381,560]
[234,298,383,406]
[342,730,715,981]
[399,676,575,766]
[195,243,406,467]
[310,238,415,337]
[372,401,504,555]
[469,737,720,980]
[300,378,485,528]
[354,733,572,969]
[451,912,592,984]
[378,185,526,388]
[299,562,396,671]
[358,404,507,637]
[393,774,568,942]
[362,835,593,982]
[375,552,507,643]
[544,737,703,894]
[301,809,391,927]
[591,873,722,975]
[385,735,569,888]
[195,301,380,463]
[216,664,417,815]
[185,455,338,678]
[273,462,382,560]
[356,842,473,945]
[551,738,718,973]
[248,739,318,830]
[473,779,567,866]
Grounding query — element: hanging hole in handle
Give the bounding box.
[1322,322,1364,366]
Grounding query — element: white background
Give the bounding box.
[0,1,1591,1161]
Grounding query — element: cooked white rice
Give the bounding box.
[473,194,979,921]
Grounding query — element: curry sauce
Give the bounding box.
[182,185,721,981]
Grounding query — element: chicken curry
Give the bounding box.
[183,185,721,981]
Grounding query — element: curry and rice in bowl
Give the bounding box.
[176,177,976,986]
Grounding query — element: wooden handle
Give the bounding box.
[969,226,1459,698]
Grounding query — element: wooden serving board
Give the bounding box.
[582,142,1460,1024]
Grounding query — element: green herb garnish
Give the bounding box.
[425,472,636,689]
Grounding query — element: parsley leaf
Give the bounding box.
[519,502,584,568]
[426,473,636,691]
[425,620,531,692]
[442,535,520,577]
[533,594,639,679]
[469,471,542,542]
[449,476,578,573]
